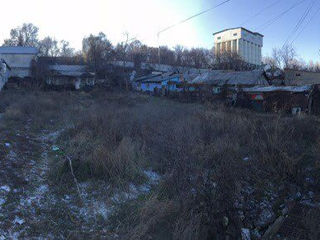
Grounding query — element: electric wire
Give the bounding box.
[157,0,232,36]
[254,0,308,31]
[283,0,315,47]
[240,0,284,26]
[290,2,320,45]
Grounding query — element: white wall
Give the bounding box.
[214,28,263,65]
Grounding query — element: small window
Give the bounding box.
[217,37,221,40]
[233,33,237,36]
[296,73,301,77]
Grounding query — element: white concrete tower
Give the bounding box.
[213,27,264,66]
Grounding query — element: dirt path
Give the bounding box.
[0,119,58,238]
[0,116,99,239]
[0,119,155,239]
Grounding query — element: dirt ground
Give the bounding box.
[0,90,158,239]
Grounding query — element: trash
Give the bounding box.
[52,146,60,151]
[243,157,249,161]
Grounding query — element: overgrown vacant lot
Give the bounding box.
[0,89,320,239]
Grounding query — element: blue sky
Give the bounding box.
[0,0,319,63]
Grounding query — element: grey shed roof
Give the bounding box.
[190,70,269,86]
[243,85,312,93]
[0,46,39,55]
[142,72,178,83]
[182,72,202,82]
[49,65,93,77]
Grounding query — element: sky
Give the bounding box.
[0,0,319,62]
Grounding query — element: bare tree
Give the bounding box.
[59,40,74,57]
[159,46,175,66]
[39,37,60,57]
[263,56,278,70]
[174,45,184,66]
[82,32,113,76]
[188,48,211,68]
[270,44,298,69]
[3,23,39,47]
[114,32,138,90]
[213,52,252,71]
[280,44,297,69]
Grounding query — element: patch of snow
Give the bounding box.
[79,200,111,221]
[255,208,275,227]
[7,150,17,161]
[144,170,160,183]
[241,228,251,240]
[19,184,49,208]
[37,185,49,194]
[138,184,151,192]
[13,216,25,225]
[64,195,71,201]
[111,171,161,204]
[40,129,65,142]
[93,201,111,219]
[0,185,11,192]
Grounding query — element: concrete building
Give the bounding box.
[0,46,38,79]
[213,27,263,66]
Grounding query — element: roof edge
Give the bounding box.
[213,27,264,37]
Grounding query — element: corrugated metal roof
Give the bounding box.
[134,73,162,82]
[243,85,312,93]
[0,46,39,55]
[182,73,202,82]
[190,70,269,86]
[141,72,178,83]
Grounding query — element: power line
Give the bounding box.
[254,0,308,31]
[157,0,232,64]
[283,0,315,46]
[290,2,320,45]
[240,0,284,26]
[157,0,232,36]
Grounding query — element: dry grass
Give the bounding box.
[1,89,320,239]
